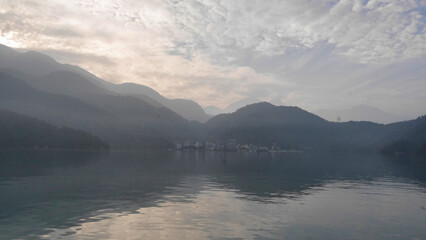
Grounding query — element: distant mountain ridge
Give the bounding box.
[204,105,224,116]
[1,43,425,153]
[0,72,111,123]
[207,102,328,129]
[206,102,333,149]
[0,71,193,148]
[0,44,210,122]
[206,102,426,153]
[40,70,112,97]
[108,82,210,122]
[315,105,410,124]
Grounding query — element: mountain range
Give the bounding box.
[0,44,210,123]
[315,105,411,124]
[206,102,425,153]
[0,43,424,153]
[206,100,411,124]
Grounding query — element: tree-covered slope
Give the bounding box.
[381,115,426,155]
[0,110,108,150]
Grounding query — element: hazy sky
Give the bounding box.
[0,0,425,116]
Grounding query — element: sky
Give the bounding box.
[0,0,425,117]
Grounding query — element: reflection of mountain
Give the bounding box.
[0,151,102,181]
[1,151,425,239]
[173,152,426,200]
[0,151,195,239]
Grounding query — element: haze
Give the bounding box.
[0,0,425,118]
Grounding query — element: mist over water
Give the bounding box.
[0,151,425,240]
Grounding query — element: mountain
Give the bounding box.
[38,71,113,97]
[207,102,328,129]
[106,82,211,122]
[224,97,263,113]
[206,102,334,149]
[0,71,123,143]
[0,110,108,150]
[1,43,424,152]
[0,71,111,127]
[0,71,194,148]
[0,68,185,125]
[0,69,113,99]
[204,105,224,116]
[0,45,64,76]
[381,115,426,155]
[0,44,210,122]
[204,97,263,116]
[315,105,410,124]
[0,44,203,148]
[205,102,422,151]
[0,44,114,89]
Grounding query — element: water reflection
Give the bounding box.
[173,151,426,201]
[52,181,426,240]
[0,150,425,239]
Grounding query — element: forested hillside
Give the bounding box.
[0,110,108,150]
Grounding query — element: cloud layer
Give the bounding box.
[0,0,425,116]
[165,0,426,64]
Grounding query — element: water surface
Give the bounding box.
[0,151,425,239]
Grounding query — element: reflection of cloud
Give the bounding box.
[40,179,426,240]
[45,177,291,240]
[0,0,425,114]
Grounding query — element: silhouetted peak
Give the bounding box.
[243,101,274,108]
[207,101,327,128]
[235,102,304,115]
[224,97,263,113]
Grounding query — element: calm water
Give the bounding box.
[0,151,425,240]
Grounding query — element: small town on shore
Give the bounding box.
[175,139,302,153]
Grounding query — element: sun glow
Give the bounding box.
[0,33,22,48]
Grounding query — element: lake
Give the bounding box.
[0,150,425,240]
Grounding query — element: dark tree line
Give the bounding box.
[0,110,108,150]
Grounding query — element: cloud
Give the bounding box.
[0,0,425,115]
[162,0,425,66]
